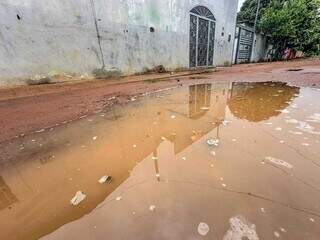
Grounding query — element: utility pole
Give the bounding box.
[251,0,261,61]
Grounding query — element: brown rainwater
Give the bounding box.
[1,82,320,240]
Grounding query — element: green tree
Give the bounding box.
[259,0,320,57]
[237,0,271,27]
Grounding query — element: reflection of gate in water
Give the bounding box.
[189,84,212,119]
[189,6,216,68]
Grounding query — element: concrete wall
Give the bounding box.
[0,0,238,86]
[251,32,269,63]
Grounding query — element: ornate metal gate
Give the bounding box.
[189,6,216,68]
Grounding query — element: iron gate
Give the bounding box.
[189,6,216,68]
[235,26,254,64]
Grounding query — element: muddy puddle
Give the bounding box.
[1,82,320,240]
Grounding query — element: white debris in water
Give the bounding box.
[265,157,293,169]
[161,137,166,141]
[291,104,298,109]
[232,139,237,142]
[201,107,210,110]
[182,157,186,161]
[310,218,315,222]
[274,231,280,238]
[197,222,210,236]
[279,140,285,144]
[152,156,158,160]
[286,119,299,124]
[301,143,310,146]
[260,208,266,213]
[98,175,112,184]
[70,191,86,206]
[92,136,98,141]
[296,121,320,135]
[266,122,273,125]
[280,228,287,233]
[223,215,259,240]
[116,196,122,201]
[210,151,216,156]
[279,109,290,114]
[222,120,231,126]
[289,131,303,135]
[220,177,224,181]
[275,127,282,131]
[210,164,214,168]
[307,113,320,123]
[155,173,160,178]
[222,183,227,187]
[149,205,156,211]
[206,138,220,147]
[133,144,137,148]
[36,129,45,133]
[171,115,176,119]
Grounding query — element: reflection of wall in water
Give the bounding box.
[0,176,17,211]
[188,83,231,122]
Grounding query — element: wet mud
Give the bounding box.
[1,80,320,239]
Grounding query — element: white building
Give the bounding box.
[0,0,238,86]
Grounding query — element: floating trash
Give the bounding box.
[70,191,86,206]
[98,175,112,184]
[93,136,98,141]
[265,157,293,169]
[171,115,176,119]
[206,138,220,147]
[306,113,320,123]
[260,208,266,213]
[310,218,315,222]
[197,222,210,236]
[133,144,137,148]
[149,205,156,211]
[301,143,310,146]
[222,120,231,126]
[200,107,210,110]
[223,215,259,240]
[274,231,280,238]
[275,127,282,131]
[116,196,122,201]
[286,119,299,124]
[289,131,303,135]
[280,228,287,233]
[182,157,186,161]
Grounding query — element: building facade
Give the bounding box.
[0,0,238,86]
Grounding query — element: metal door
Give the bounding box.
[235,26,254,64]
[189,6,216,68]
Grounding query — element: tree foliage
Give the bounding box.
[237,0,271,27]
[259,0,320,55]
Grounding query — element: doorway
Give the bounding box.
[189,6,216,68]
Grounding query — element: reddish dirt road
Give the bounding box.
[0,58,319,143]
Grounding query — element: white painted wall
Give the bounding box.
[0,0,238,86]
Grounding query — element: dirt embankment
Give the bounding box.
[0,58,319,143]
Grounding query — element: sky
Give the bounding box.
[238,0,246,12]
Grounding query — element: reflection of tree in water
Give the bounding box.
[228,82,300,122]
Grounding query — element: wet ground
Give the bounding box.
[1,79,320,239]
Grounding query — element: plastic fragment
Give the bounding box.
[98,175,112,184]
[206,138,220,147]
[265,157,293,169]
[197,222,210,236]
[70,191,86,206]
[149,205,156,211]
